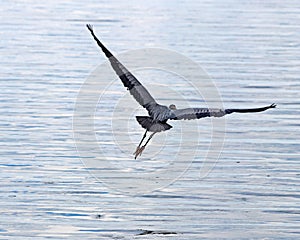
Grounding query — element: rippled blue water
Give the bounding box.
[1,0,300,239]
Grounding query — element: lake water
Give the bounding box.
[1,0,300,239]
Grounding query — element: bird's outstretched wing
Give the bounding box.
[86,24,157,110]
[170,103,276,120]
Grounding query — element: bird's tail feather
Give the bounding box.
[136,116,172,132]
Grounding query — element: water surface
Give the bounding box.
[1,0,299,239]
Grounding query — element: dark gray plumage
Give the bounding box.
[86,24,276,159]
[87,24,156,114]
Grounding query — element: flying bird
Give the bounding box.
[86,24,276,159]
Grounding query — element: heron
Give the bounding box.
[86,24,276,159]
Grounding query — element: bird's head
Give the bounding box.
[169,104,177,110]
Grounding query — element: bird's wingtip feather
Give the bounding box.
[86,24,93,32]
[270,103,276,108]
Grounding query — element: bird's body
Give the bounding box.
[87,24,276,159]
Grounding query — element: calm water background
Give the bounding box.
[1,0,300,239]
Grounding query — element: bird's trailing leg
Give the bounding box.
[133,130,148,156]
[134,132,156,159]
